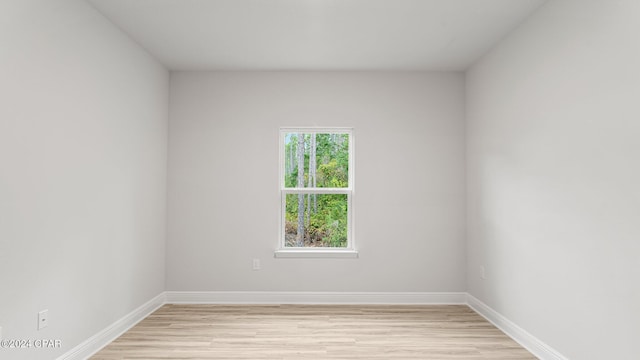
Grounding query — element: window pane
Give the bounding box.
[284,193,348,248]
[284,133,349,188]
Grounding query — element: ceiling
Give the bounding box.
[88,0,547,71]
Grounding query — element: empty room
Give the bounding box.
[0,0,638,359]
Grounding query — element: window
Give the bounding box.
[276,128,356,258]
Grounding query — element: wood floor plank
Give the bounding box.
[91,304,537,360]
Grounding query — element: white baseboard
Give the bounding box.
[56,292,166,360]
[466,294,568,360]
[165,291,468,305]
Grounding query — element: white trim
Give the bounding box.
[278,129,284,250]
[165,291,467,305]
[466,294,568,360]
[274,249,359,258]
[280,127,354,134]
[56,292,166,360]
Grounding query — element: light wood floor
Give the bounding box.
[91,304,537,359]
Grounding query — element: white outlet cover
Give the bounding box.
[38,310,48,330]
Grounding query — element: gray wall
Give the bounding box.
[167,72,466,292]
[0,0,169,359]
[466,0,640,359]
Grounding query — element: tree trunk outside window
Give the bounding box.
[296,133,305,247]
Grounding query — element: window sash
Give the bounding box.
[278,128,354,250]
[279,192,354,250]
[279,128,353,190]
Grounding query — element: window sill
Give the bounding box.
[274,249,359,259]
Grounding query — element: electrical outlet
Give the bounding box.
[480,266,486,280]
[38,310,48,330]
[252,258,261,271]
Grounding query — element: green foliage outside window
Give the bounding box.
[284,133,349,247]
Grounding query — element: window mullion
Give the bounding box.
[282,188,351,195]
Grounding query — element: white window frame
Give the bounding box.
[275,127,357,258]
